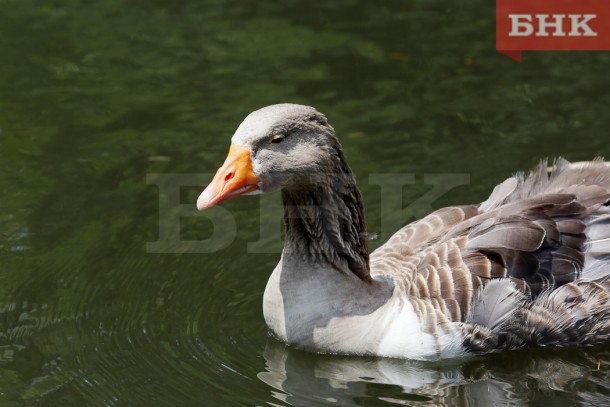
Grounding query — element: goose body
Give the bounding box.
[198,104,610,360]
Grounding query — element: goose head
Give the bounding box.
[197,104,339,210]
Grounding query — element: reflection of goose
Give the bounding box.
[258,339,475,407]
[258,338,610,407]
[198,104,610,360]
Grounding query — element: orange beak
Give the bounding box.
[197,144,261,210]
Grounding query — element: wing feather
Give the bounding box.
[370,158,610,343]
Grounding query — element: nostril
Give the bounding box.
[224,171,234,182]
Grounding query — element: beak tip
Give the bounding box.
[196,189,213,211]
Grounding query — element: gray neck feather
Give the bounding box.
[281,143,371,282]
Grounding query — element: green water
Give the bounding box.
[2,0,610,405]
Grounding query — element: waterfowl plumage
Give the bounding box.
[198,104,610,360]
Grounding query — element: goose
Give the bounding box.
[197,103,610,360]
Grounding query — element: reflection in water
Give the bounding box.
[259,338,610,406]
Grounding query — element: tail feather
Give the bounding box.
[463,279,610,353]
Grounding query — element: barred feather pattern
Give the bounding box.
[370,158,610,354]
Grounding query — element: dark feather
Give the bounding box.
[466,218,545,252]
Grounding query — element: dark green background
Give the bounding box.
[1,0,609,405]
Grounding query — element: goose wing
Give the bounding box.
[371,158,610,329]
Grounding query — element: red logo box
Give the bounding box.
[496,0,610,61]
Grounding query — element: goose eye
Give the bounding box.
[269,134,285,144]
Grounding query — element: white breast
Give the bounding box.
[375,295,467,360]
[264,263,467,360]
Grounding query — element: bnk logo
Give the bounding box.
[496,0,610,61]
[509,14,597,37]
